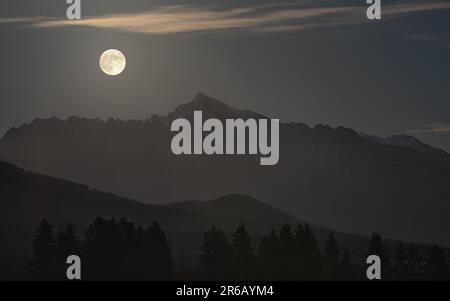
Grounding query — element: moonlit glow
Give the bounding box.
[99,49,126,76]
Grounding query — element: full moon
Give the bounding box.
[99,49,126,76]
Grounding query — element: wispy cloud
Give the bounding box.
[2,1,450,34]
[0,17,47,24]
[32,5,360,34]
[382,1,450,15]
[407,123,450,134]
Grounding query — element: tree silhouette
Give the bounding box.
[277,224,298,280]
[258,229,280,280]
[84,217,123,280]
[148,222,174,280]
[301,223,322,280]
[82,217,173,280]
[424,245,448,280]
[56,225,80,255]
[117,217,139,280]
[230,223,256,280]
[55,224,80,280]
[366,233,391,280]
[30,219,57,280]
[199,226,232,280]
[323,231,340,280]
[405,243,422,280]
[258,223,323,280]
[293,224,306,277]
[393,242,407,280]
[132,225,150,280]
[339,249,356,280]
[29,217,174,281]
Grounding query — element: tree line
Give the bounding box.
[199,225,450,281]
[29,218,449,280]
[29,217,173,280]
[198,223,354,280]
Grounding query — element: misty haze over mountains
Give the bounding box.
[1,160,376,280]
[1,93,450,246]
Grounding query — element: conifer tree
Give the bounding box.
[231,223,256,280]
[199,226,232,280]
[55,224,80,280]
[29,217,175,281]
[30,219,57,280]
[293,224,306,278]
[366,233,391,280]
[84,217,123,280]
[56,225,80,256]
[258,229,279,280]
[278,224,298,280]
[339,249,354,280]
[117,217,138,279]
[149,222,174,280]
[424,245,448,280]
[393,242,407,280]
[406,243,420,280]
[133,225,151,280]
[323,231,340,280]
[302,223,322,279]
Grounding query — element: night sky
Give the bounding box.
[1,0,450,151]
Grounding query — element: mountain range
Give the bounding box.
[1,93,450,247]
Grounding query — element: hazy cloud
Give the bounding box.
[32,5,359,34]
[407,123,450,134]
[0,17,47,24]
[2,1,450,34]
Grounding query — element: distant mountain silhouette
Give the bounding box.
[1,161,390,280]
[167,92,266,121]
[360,133,450,167]
[167,194,297,225]
[1,93,450,246]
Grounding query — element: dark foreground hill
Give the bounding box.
[1,93,450,246]
[1,161,430,280]
[0,161,305,279]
